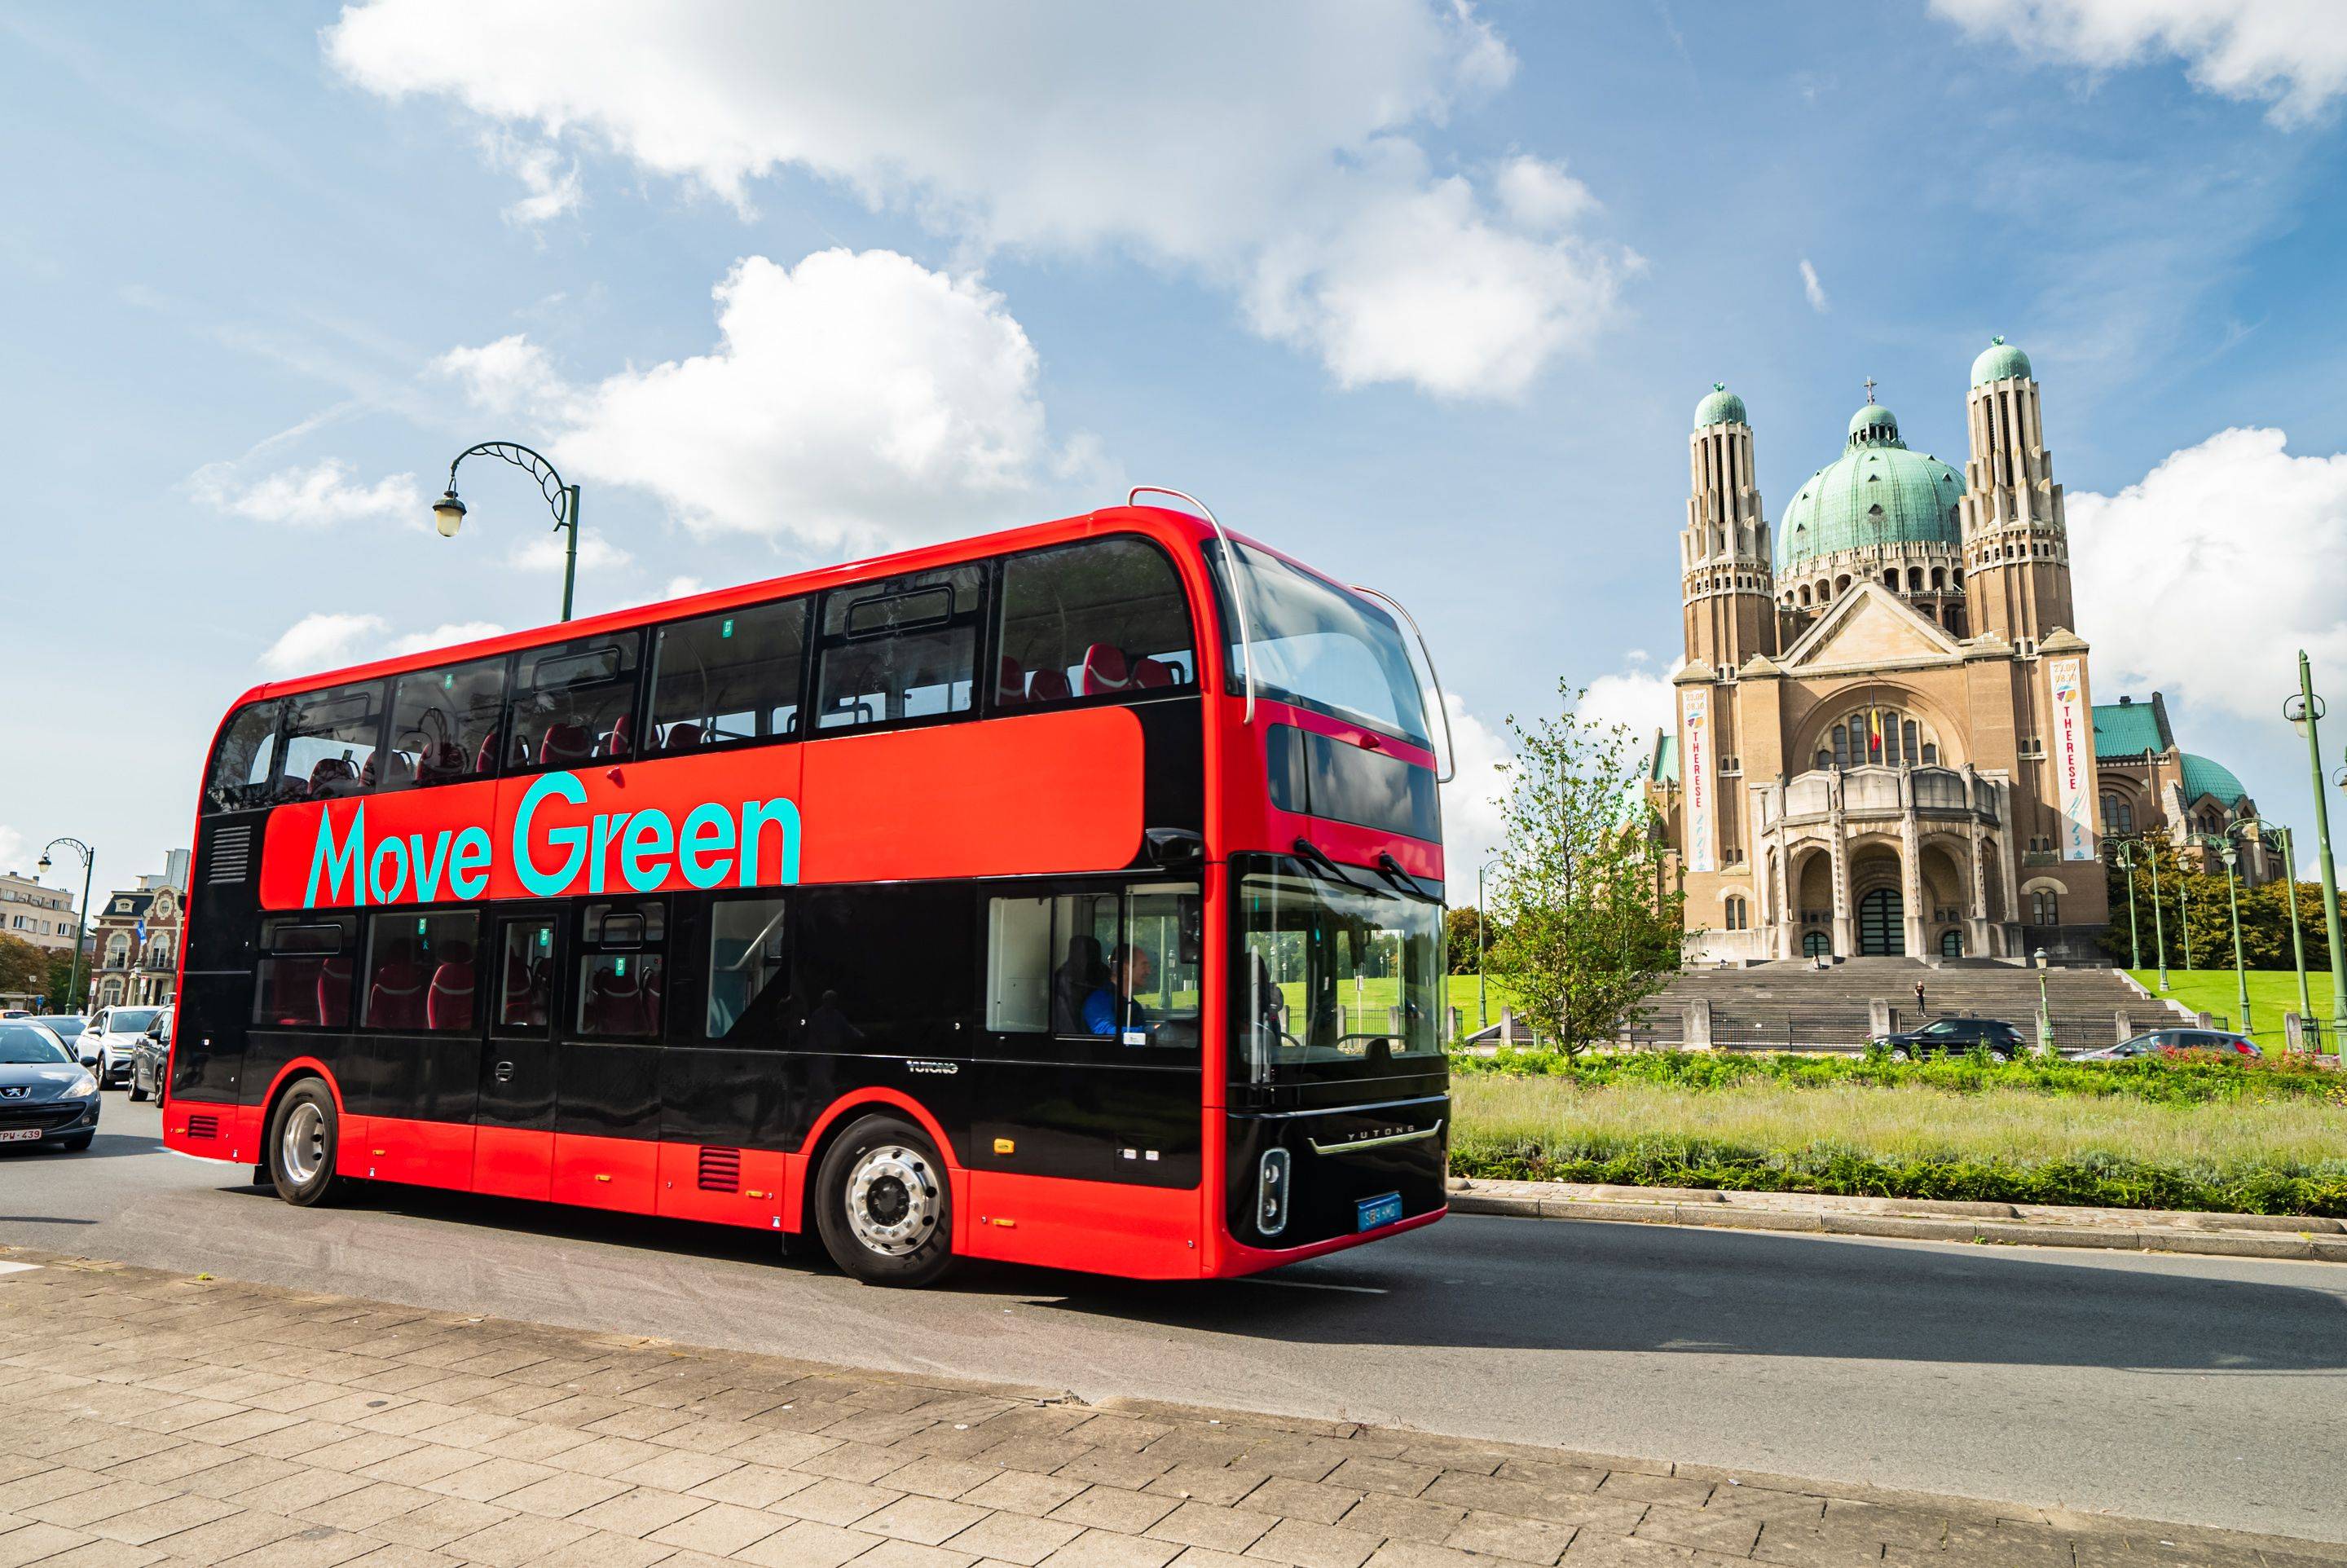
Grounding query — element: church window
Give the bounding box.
[1907,567,1923,592]
[2028,888,2059,926]
[1940,929,1964,958]
[1922,742,1939,765]
[1883,570,1899,590]
[1831,725,1849,769]
[1931,567,1946,590]
[1802,931,1830,958]
[1815,748,1833,769]
[2102,793,2133,836]
[1901,720,1919,765]
[1723,896,1748,932]
[1798,584,1812,606]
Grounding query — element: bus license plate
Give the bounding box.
[0,1129,41,1143]
[1356,1192,1404,1231]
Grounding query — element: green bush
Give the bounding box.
[1447,1135,2347,1217]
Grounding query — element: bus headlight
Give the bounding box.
[1257,1147,1291,1237]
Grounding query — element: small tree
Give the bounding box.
[1442,906,1503,975]
[0,934,45,1006]
[1483,680,1688,1054]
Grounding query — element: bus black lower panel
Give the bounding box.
[1223,1095,1448,1250]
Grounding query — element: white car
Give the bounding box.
[82,1006,164,1088]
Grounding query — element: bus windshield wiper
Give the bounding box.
[1291,837,1380,896]
[1372,852,1442,905]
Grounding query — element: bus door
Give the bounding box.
[474,906,561,1200]
[551,896,667,1212]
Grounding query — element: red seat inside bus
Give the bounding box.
[427,953,475,1031]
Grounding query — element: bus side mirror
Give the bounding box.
[1144,829,1204,870]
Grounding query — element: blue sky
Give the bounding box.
[5,1,2347,904]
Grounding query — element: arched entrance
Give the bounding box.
[1858,888,1904,955]
[1802,930,1830,958]
[1940,928,1964,958]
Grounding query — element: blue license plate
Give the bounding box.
[1356,1192,1405,1231]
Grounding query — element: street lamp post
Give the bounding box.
[2233,817,2310,1050]
[2144,837,2169,993]
[2178,857,2195,973]
[2217,841,2249,1034]
[2033,947,2051,1055]
[36,839,95,1014]
[2112,841,2143,971]
[1474,858,1503,1030]
[2286,651,2347,1042]
[434,442,583,623]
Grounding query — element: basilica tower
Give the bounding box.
[1960,337,2076,645]
[1680,385,1776,671]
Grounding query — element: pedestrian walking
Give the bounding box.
[1913,980,1927,1018]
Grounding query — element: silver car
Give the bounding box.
[83,1006,163,1088]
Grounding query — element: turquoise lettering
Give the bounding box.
[304,802,368,908]
[588,809,632,895]
[448,827,492,900]
[410,830,453,901]
[514,772,588,896]
[621,808,675,893]
[678,804,734,889]
[738,799,802,888]
[368,836,409,904]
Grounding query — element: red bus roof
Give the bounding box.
[222,501,1296,711]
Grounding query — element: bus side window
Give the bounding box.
[651,599,808,755]
[577,900,666,1038]
[207,699,285,813]
[984,888,1198,1051]
[386,656,509,789]
[511,633,642,769]
[360,910,478,1032]
[997,537,1196,708]
[280,683,386,804]
[707,895,789,1042]
[814,566,983,733]
[253,914,358,1028]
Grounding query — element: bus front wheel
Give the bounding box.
[266,1079,344,1207]
[814,1115,954,1287]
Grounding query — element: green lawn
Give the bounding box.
[2128,968,2339,1049]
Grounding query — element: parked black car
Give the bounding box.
[0,1019,101,1152]
[128,1008,172,1102]
[1871,1015,2028,1063]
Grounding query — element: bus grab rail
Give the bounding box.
[1343,584,1455,783]
[1129,486,1257,724]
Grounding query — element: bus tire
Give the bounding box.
[266,1079,343,1208]
[813,1115,954,1287]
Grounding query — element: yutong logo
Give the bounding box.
[299,769,802,908]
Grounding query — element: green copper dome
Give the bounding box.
[1971,335,2032,386]
[1693,382,1747,429]
[1777,403,1966,572]
[2178,753,2248,807]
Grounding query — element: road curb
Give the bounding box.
[1447,1184,2347,1262]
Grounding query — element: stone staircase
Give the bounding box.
[1624,956,2177,1051]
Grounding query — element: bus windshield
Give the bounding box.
[1210,543,1430,747]
[1234,865,1443,1080]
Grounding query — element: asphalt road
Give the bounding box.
[6,1099,2344,1544]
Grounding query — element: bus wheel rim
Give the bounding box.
[845,1144,936,1256]
[282,1102,324,1186]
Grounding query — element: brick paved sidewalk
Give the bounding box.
[0,1247,2332,1568]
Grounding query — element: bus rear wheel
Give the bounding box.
[814,1115,954,1287]
[266,1080,343,1207]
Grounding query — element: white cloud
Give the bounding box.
[391,622,506,655]
[1438,692,1512,903]
[1799,258,1830,313]
[506,533,632,574]
[261,614,510,676]
[327,1,1625,398]
[1933,0,2347,126]
[480,130,581,224]
[1580,653,1678,738]
[2069,427,2347,719]
[189,458,421,527]
[260,612,388,675]
[0,826,27,877]
[437,249,1062,553]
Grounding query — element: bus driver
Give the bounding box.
[1084,944,1154,1042]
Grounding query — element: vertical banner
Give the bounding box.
[2048,658,2094,861]
[1680,687,1714,874]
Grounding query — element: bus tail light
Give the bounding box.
[1258,1148,1292,1237]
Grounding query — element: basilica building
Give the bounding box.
[1650,339,2266,963]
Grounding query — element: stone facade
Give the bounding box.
[84,871,184,1011]
[1653,343,2260,965]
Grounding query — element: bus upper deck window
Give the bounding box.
[998,538,1196,709]
[650,598,808,753]
[815,566,981,733]
[206,699,285,813]
[387,657,509,789]
[511,634,641,769]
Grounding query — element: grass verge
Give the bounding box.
[1449,1063,2347,1217]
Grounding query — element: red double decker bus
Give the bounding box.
[165,492,1451,1284]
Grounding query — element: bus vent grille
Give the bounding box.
[698,1146,742,1193]
[206,826,254,884]
[186,1114,220,1139]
